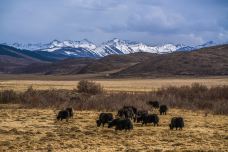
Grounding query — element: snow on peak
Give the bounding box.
[49,40,63,48]
[196,41,216,49]
[42,39,96,52]
[112,38,122,43]
[4,42,48,51]
[2,39,220,58]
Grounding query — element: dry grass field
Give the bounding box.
[0,76,228,92]
[0,75,227,151]
[0,104,227,152]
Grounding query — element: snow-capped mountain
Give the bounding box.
[2,39,220,58]
[4,39,96,52]
[2,42,49,51]
[194,41,217,49]
[94,38,185,56]
[46,39,96,52]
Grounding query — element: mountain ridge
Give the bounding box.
[2,39,221,58]
[113,44,228,77]
[0,44,228,76]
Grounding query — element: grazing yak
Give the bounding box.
[96,113,113,127]
[134,110,148,123]
[108,118,133,131]
[147,101,159,109]
[142,114,159,126]
[57,110,70,121]
[117,107,134,119]
[169,117,184,130]
[159,105,168,115]
[123,106,137,115]
[66,107,74,118]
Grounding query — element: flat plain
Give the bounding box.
[0,75,228,92]
[0,105,227,152]
[0,75,228,151]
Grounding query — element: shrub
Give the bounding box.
[77,80,103,95]
[155,83,228,114]
[0,90,19,104]
[20,87,71,108]
[1,82,228,115]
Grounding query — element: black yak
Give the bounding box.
[123,106,137,115]
[142,114,159,126]
[169,117,184,130]
[57,110,70,121]
[134,110,148,123]
[65,107,74,118]
[108,118,133,131]
[147,101,159,109]
[96,113,113,127]
[117,108,134,119]
[159,105,168,115]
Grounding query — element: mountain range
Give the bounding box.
[1,39,227,76]
[2,39,218,58]
[113,44,228,77]
[0,43,227,76]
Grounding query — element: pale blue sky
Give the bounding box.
[0,0,227,45]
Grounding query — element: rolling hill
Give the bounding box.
[0,44,66,62]
[14,58,95,75]
[14,52,155,75]
[78,52,156,74]
[113,44,228,77]
[1,44,228,76]
[0,45,45,73]
[0,44,71,73]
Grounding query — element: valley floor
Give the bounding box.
[0,105,227,152]
[0,75,228,92]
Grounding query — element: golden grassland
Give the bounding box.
[0,104,227,152]
[0,76,228,92]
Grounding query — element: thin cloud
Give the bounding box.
[0,0,227,45]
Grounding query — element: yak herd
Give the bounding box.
[56,101,184,131]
